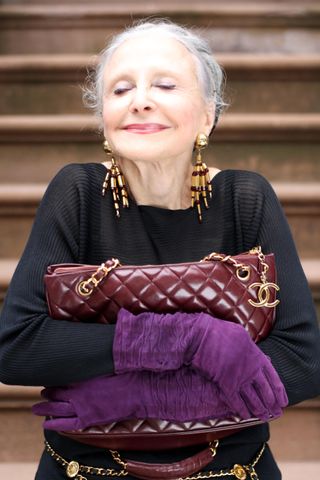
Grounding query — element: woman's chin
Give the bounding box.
[117,146,193,166]
[118,149,169,164]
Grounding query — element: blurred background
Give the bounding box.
[0,0,319,478]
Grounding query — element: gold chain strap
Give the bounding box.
[109,448,128,469]
[247,247,280,308]
[248,246,269,283]
[45,440,128,478]
[76,248,260,298]
[45,441,217,479]
[77,258,121,296]
[179,443,265,480]
[76,246,279,309]
[202,246,265,284]
[201,251,251,282]
[203,246,279,309]
[45,440,265,480]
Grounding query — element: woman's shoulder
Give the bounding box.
[50,162,102,183]
[215,168,274,196]
[38,163,104,213]
[45,162,103,194]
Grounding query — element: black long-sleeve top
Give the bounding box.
[0,163,319,476]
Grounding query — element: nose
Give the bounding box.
[129,86,155,114]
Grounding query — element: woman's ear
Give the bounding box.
[204,101,216,137]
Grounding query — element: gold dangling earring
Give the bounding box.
[191,133,212,223]
[102,140,129,218]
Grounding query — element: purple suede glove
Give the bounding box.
[32,367,232,432]
[113,309,288,420]
[189,319,288,420]
[113,309,199,373]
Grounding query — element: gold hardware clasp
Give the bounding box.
[201,252,251,283]
[248,282,280,308]
[233,464,247,480]
[66,460,80,478]
[76,258,121,297]
[236,266,251,282]
[209,439,219,458]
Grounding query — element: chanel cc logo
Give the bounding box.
[248,282,280,308]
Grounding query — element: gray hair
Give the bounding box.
[83,19,228,131]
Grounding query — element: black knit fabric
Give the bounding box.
[0,163,319,478]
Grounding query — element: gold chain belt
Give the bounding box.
[44,440,265,480]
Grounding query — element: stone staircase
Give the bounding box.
[0,0,319,476]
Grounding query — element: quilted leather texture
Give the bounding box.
[45,251,278,343]
[61,416,266,450]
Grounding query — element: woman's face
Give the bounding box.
[102,34,215,165]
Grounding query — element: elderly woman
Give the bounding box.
[0,19,319,480]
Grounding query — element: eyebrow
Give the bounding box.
[106,69,181,87]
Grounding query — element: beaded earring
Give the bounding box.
[191,133,212,223]
[102,140,129,218]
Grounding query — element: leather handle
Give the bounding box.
[125,445,214,480]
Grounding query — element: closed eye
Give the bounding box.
[157,84,176,90]
[113,87,131,95]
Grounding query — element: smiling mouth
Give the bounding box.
[122,124,169,134]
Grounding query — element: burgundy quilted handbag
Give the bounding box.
[44,246,280,451]
[45,246,279,342]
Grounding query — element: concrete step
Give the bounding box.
[269,398,320,462]
[0,464,38,480]
[280,463,320,479]
[0,181,319,260]
[2,0,314,4]
[0,385,43,463]
[0,113,319,184]
[1,53,320,114]
[0,2,320,54]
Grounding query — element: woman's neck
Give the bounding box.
[102,158,220,210]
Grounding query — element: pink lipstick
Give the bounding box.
[122,123,169,134]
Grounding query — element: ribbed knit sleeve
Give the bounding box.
[0,164,116,386]
[245,174,320,405]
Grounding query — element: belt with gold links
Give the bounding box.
[45,440,265,480]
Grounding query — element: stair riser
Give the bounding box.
[0,408,43,462]
[1,29,320,55]
[1,215,34,260]
[213,144,320,182]
[227,82,320,114]
[1,142,319,183]
[2,0,311,4]
[269,404,320,461]
[1,84,88,115]
[2,80,320,115]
